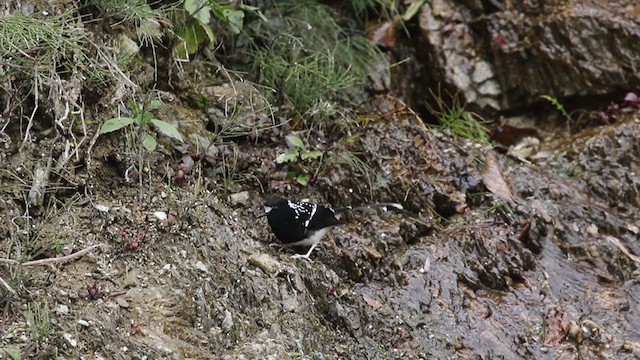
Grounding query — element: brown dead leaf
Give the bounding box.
[363,294,383,310]
[367,17,401,49]
[481,152,516,205]
[544,307,569,347]
[364,246,383,260]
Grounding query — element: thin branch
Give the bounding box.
[21,244,105,267]
[604,235,640,265]
[0,275,17,296]
[22,76,38,146]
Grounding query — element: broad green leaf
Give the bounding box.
[185,0,211,24]
[301,150,323,160]
[286,135,305,149]
[140,112,154,124]
[174,22,208,59]
[147,100,162,112]
[151,119,184,142]
[3,347,21,360]
[202,23,216,43]
[223,9,245,34]
[141,132,157,152]
[276,152,298,164]
[296,173,310,185]
[99,117,135,134]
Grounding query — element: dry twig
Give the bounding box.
[21,243,105,267]
[0,275,17,295]
[604,235,640,265]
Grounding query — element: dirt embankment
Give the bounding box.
[2,88,640,359]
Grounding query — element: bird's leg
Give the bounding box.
[291,242,319,261]
[269,242,290,248]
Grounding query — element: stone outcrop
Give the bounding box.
[415,0,640,112]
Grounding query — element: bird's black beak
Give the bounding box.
[256,212,268,219]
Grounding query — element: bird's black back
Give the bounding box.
[264,198,341,244]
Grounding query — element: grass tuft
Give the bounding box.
[243,0,385,129]
[0,14,88,77]
[87,0,169,45]
[349,0,395,19]
[426,89,491,145]
[26,300,52,342]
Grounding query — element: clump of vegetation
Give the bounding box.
[88,0,167,46]
[0,13,101,82]
[349,0,395,19]
[276,135,323,185]
[171,0,257,60]
[26,301,52,342]
[242,0,385,128]
[427,89,491,145]
[0,13,113,132]
[329,150,380,198]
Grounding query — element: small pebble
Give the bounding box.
[153,211,167,221]
[63,333,77,347]
[55,304,69,316]
[229,191,250,206]
[78,319,90,327]
[195,261,208,273]
[116,297,129,309]
[248,253,282,275]
[221,310,234,332]
[94,204,110,213]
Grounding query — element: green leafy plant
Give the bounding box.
[195,94,213,110]
[350,0,395,19]
[276,135,323,185]
[540,94,589,130]
[174,0,264,60]
[100,99,183,188]
[540,95,571,122]
[99,99,183,152]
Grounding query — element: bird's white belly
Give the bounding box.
[288,227,332,247]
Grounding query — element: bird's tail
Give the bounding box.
[334,202,403,215]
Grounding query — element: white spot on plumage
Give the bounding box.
[304,204,317,228]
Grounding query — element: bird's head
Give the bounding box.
[256,197,288,219]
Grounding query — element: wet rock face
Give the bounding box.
[416,0,502,111]
[311,100,640,358]
[491,1,640,109]
[414,0,640,111]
